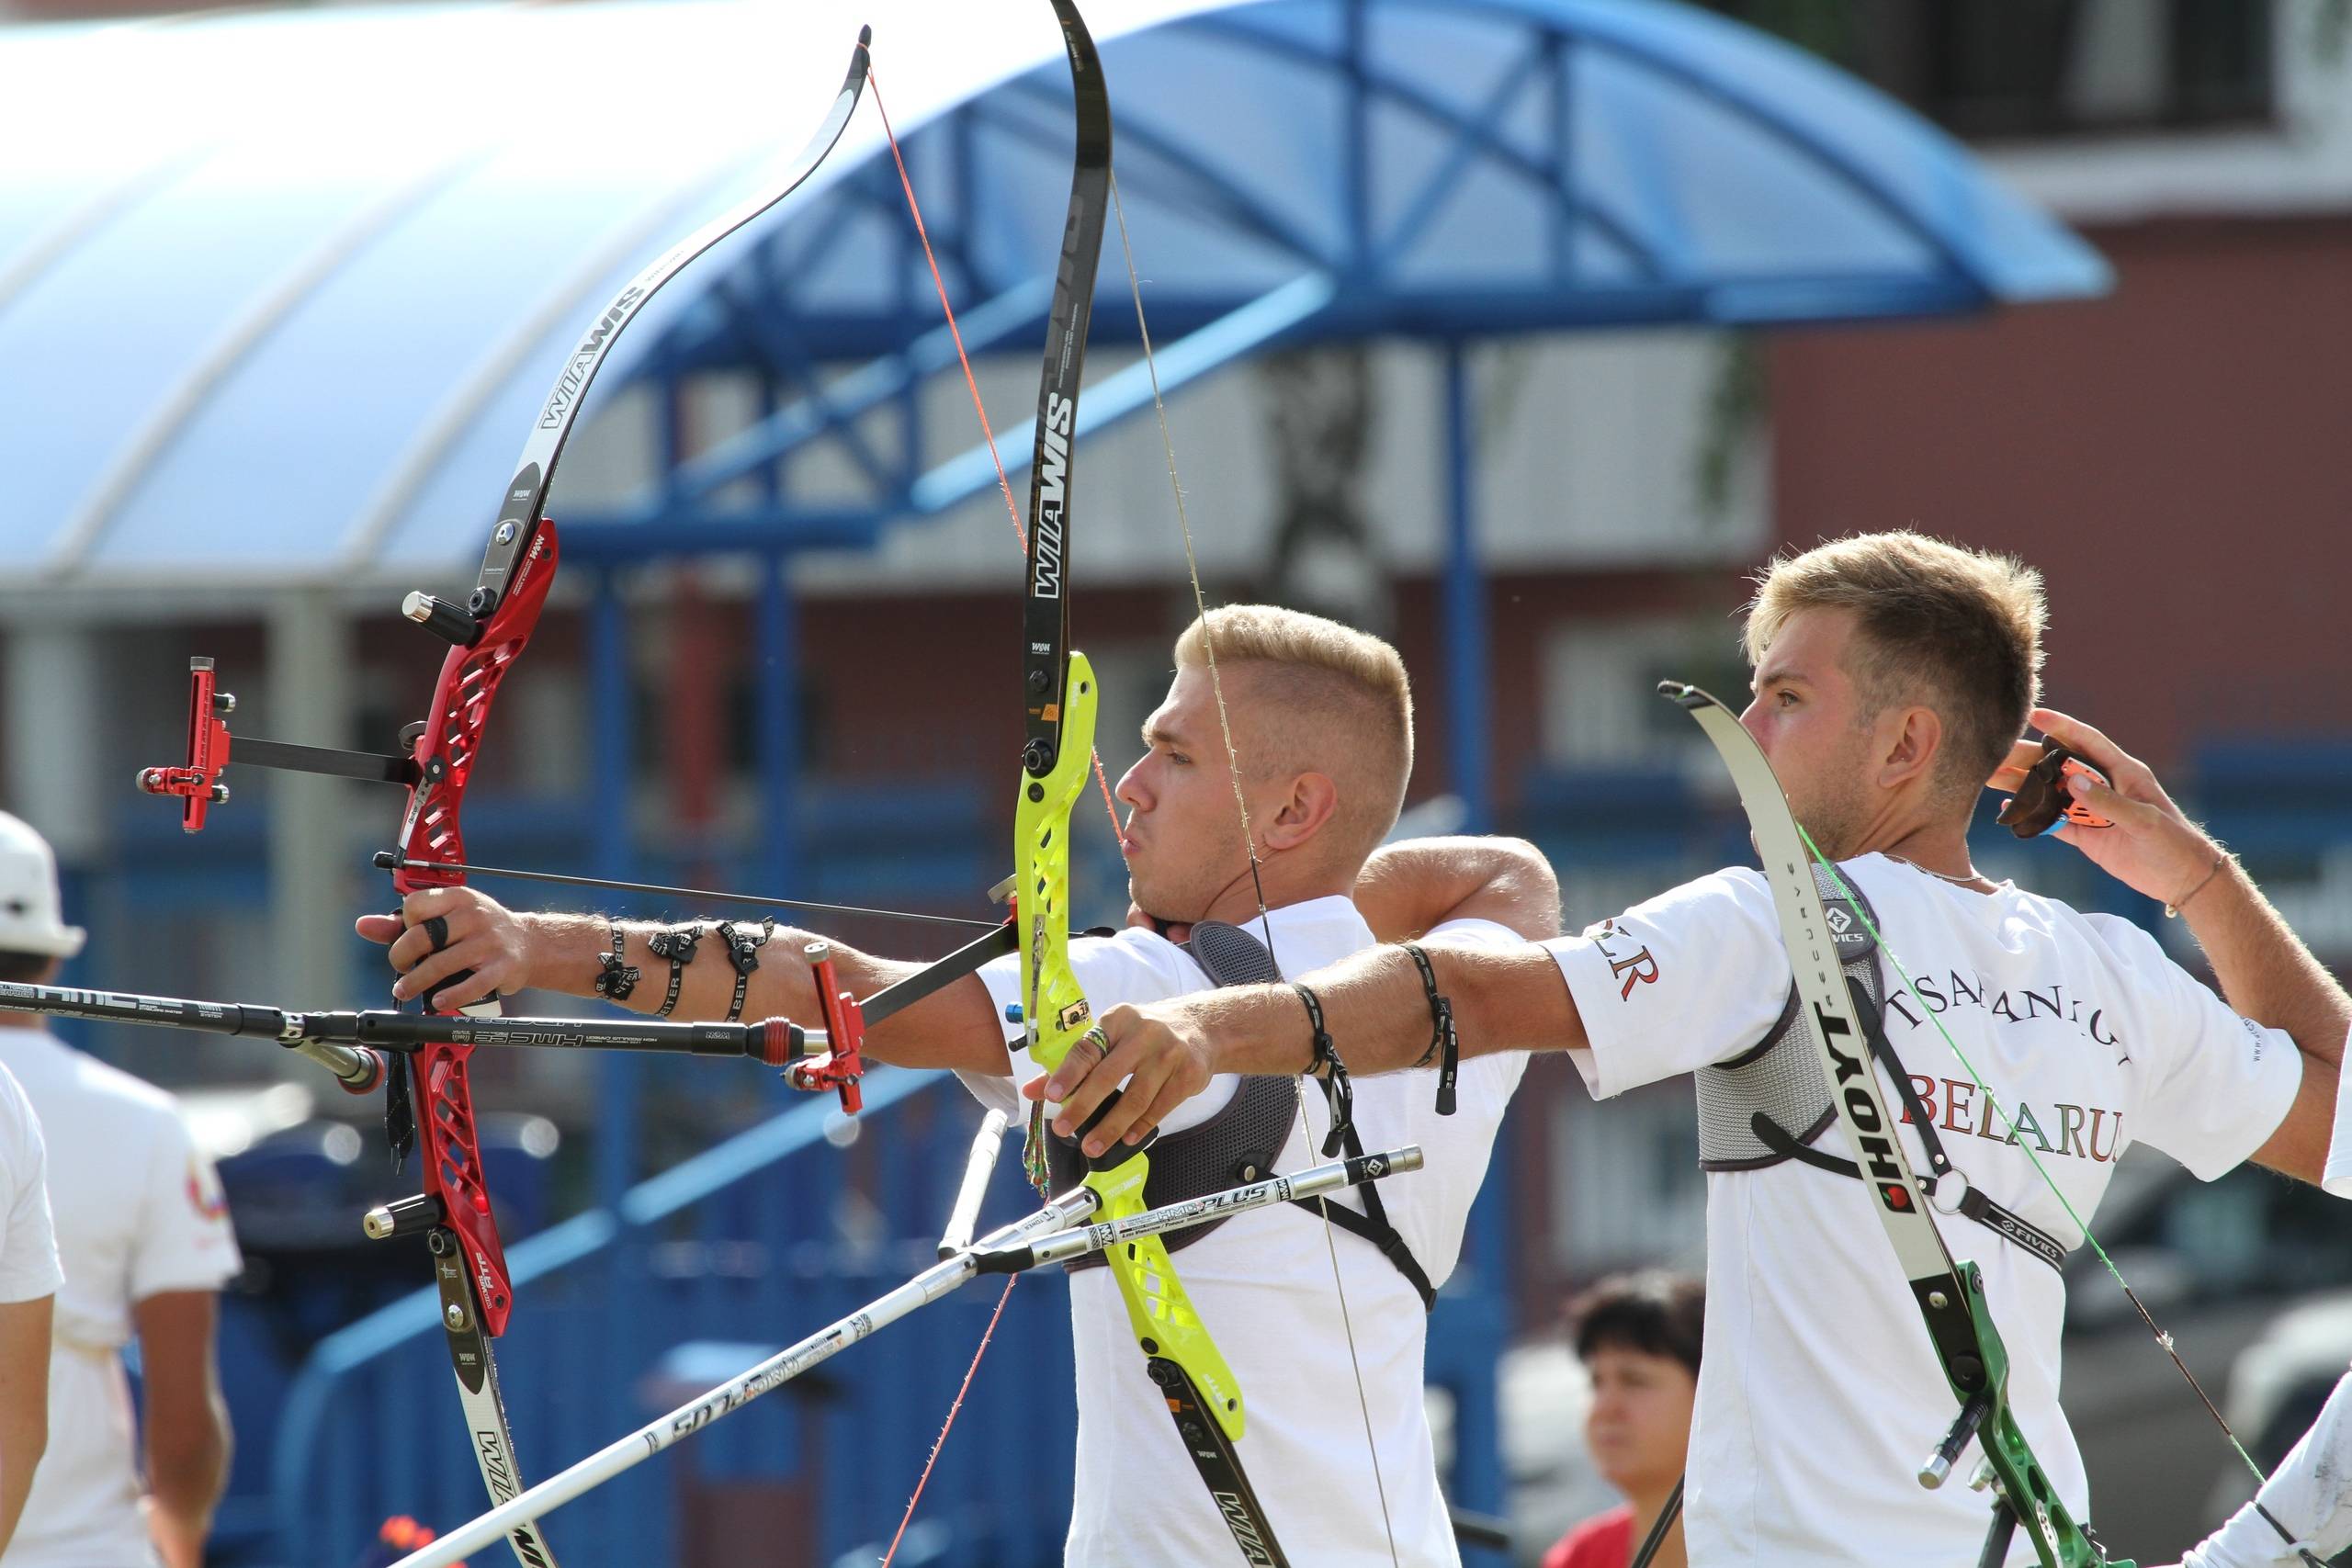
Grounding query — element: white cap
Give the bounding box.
[0,811,85,960]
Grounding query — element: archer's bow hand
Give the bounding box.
[357,887,533,1011]
[1031,1000,1217,1158]
[1989,707,2224,906]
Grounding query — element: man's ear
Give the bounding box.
[1877,705,1943,793]
[1261,772,1340,852]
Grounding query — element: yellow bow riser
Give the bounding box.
[1017,650,1248,1441]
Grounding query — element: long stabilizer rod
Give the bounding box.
[0,979,387,1089]
[387,1145,1423,1568]
[0,979,814,1082]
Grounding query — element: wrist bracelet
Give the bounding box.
[647,924,703,1017]
[2164,852,2232,919]
[1293,983,1354,1157]
[593,919,640,1001]
[714,919,776,1022]
[1399,942,1461,1117]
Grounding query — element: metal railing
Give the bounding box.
[271,1069,1083,1568]
[270,1062,1512,1567]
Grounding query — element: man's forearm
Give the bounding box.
[144,1399,229,1568]
[0,1296,50,1557]
[144,1393,230,1518]
[1356,837,1564,942]
[130,1292,228,1568]
[512,914,1004,1073]
[1197,942,1580,1077]
[0,1427,38,1558]
[518,915,911,1027]
[2184,862,2352,1069]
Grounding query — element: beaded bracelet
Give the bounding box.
[714,919,776,1022]
[593,919,640,1002]
[1399,942,1460,1116]
[647,924,704,1017]
[1293,982,1355,1157]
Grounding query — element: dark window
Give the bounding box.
[1710,0,2276,140]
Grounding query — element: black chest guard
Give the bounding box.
[1697,865,2073,1274]
[1046,921,1299,1269]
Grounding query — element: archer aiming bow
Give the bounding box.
[991,6,1316,1558]
[1662,682,2116,1568]
[827,4,1363,1555]
[1662,682,2333,1568]
[979,8,1418,1559]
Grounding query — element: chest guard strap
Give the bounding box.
[1046,921,1299,1269]
[1046,921,1437,1308]
[1695,865,2072,1275]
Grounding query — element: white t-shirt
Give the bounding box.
[0,1031,241,1568]
[2182,1360,2352,1567]
[969,897,1528,1568]
[1547,854,2303,1568]
[2324,1022,2352,1199]
[0,1059,62,1305]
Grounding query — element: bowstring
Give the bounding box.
[872,68,1123,844]
[1108,166,1402,1568]
[876,1275,1020,1568]
[376,852,1002,930]
[1799,829,2324,1564]
[862,63,1125,1551]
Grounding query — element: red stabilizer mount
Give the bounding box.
[136,658,233,833]
[786,951,865,1114]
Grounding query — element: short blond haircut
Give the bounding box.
[1176,605,1414,854]
[1744,531,2046,801]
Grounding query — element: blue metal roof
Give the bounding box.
[0,0,2109,591]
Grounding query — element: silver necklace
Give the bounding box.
[1885,852,1984,888]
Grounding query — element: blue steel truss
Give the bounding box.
[557,0,2104,556]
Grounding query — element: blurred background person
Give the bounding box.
[0,1047,59,1555]
[0,812,237,1568]
[1544,1271,1702,1568]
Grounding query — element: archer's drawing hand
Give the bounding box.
[1126,902,1192,944]
[1989,707,2221,907]
[356,887,531,1010]
[1027,1000,1216,1157]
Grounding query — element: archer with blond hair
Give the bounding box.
[364,604,1560,1567]
[1050,531,2350,1567]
